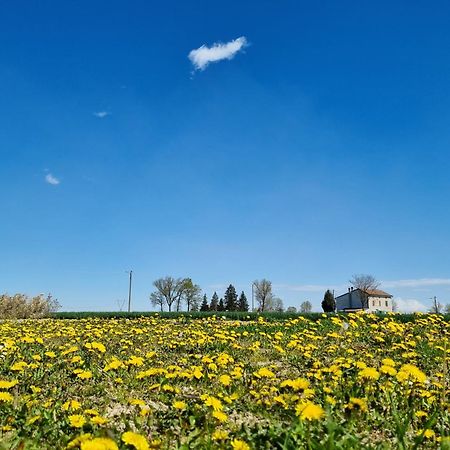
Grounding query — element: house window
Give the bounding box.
[372,300,375,307]
[385,300,389,307]
[379,300,381,306]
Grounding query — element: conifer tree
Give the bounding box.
[218,298,225,311]
[321,290,336,312]
[209,292,219,311]
[200,294,209,311]
[238,291,249,312]
[224,284,238,311]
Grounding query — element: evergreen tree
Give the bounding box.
[321,290,336,312]
[238,291,249,312]
[209,292,219,311]
[224,284,238,311]
[200,294,209,311]
[218,298,225,311]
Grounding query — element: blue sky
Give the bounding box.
[1,0,450,312]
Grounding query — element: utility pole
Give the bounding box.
[251,282,256,312]
[128,270,133,313]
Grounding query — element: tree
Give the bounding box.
[392,299,398,312]
[286,306,297,313]
[224,284,238,311]
[183,278,201,312]
[253,279,273,312]
[200,294,209,311]
[321,290,336,313]
[300,301,312,313]
[238,291,249,312]
[218,298,225,311]
[0,293,60,319]
[209,292,219,311]
[150,291,165,312]
[429,296,443,314]
[445,304,450,314]
[349,274,380,309]
[266,297,284,312]
[150,277,190,312]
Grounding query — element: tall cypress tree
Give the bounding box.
[200,294,209,311]
[238,291,249,312]
[218,298,225,311]
[224,284,238,311]
[321,290,336,312]
[210,292,219,311]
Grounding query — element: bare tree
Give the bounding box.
[266,297,284,312]
[392,299,398,312]
[150,277,190,312]
[300,300,312,313]
[429,296,443,314]
[444,304,450,314]
[253,279,273,312]
[183,278,202,312]
[116,298,126,311]
[349,274,380,309]
[150,291,165,312]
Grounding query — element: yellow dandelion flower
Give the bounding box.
[212,410,228,422]
[80,437,118,450]
[173,400,186,410]
[345,397,368,413]
[67,434,93,449]
[254,367,276,378]
[295,402,325,421]
[0,380,18,389]
[203,395,223,411]
[91,416,108,425]
[77,371,93,379]
[358,367,380,381]
[122,431,149,450]
[68,414,86,428]
[212,430,229,440]
[0,392,13,402]
[219,374,231,386]
[231,439,251,450]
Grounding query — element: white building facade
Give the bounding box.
[335,288,393,313]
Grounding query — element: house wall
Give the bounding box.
[367,296,392,312]
[336,291,364,310]
[336,291,393,312]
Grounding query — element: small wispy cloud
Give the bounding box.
[382,278,450,288]
[188,36,248,71]
[93,111,110,118]
[45,173,60,185]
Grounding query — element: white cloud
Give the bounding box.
[188,36,248,71]
[394,297,428,313]
[93,111,110,118]
[382,278,450,288]
[45,173,60,185]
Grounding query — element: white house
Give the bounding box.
[335,287,393,313]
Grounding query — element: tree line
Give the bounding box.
[150,277,291,312]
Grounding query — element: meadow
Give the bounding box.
[0,313,449,449]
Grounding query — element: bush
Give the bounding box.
[0,293,60,319]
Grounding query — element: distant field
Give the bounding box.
[0,313,449,449]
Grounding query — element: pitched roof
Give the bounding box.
[364,289,392,298]
[335,288,392,299]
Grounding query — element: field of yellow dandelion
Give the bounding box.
[0,313,449,449]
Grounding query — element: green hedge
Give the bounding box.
[49,311,450,322]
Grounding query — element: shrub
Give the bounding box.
[0,293,60,319]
